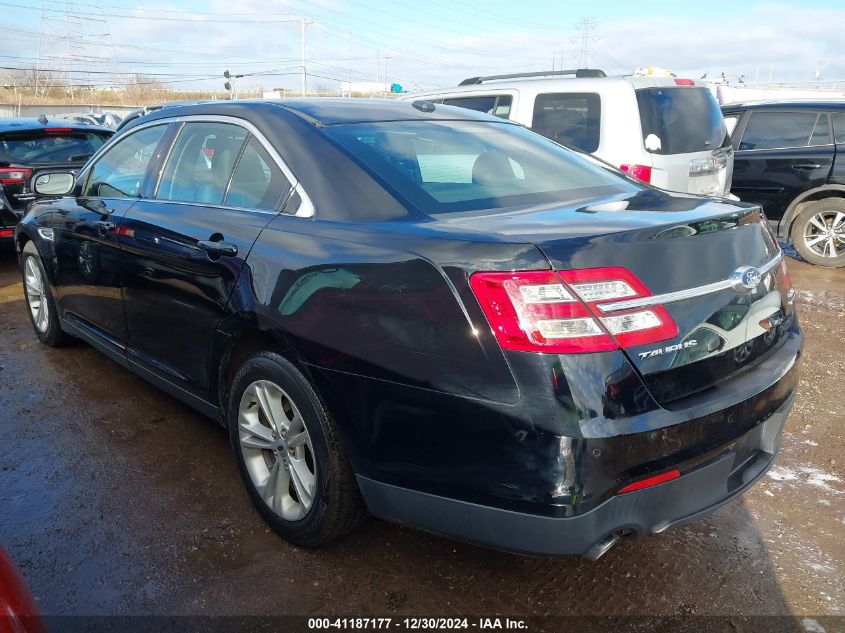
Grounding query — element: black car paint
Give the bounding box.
[15,100,801,554]
[0,119,113,238]
[723,101,845,238]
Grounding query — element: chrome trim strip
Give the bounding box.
[597,251,784,313]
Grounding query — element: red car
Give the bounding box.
[0,548,44,633]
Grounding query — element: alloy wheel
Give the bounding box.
[803,210,845,258]
[238,380,316,521]
[23,257,49,333]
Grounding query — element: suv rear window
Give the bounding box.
[532,92,601,153]
[324,120,633,214]
[636,87,726,155]
[441,95,512,119]
[0,128,110,164]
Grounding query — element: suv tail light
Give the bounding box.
[470,268,678,354]
[673,78,696,86]
[0,168,32,184]
[619,164,652,183]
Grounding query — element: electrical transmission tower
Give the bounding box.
[37,0,122,102]
[570,18,599,68]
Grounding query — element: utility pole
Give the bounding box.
[300,17,313,97]
[383,55,392,87]
[570,18,599,68]
[347,29,352,97]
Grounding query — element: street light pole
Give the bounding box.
[300,17,313,97]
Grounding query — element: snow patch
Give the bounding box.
[766,465,842,494]
[802,618,827,633]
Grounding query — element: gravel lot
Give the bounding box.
[0,245,842,627]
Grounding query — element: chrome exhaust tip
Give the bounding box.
[584,531,624,561]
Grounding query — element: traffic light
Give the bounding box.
[224,70,231,79]
[224,81,231,91]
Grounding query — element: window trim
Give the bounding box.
[116,114,314,218]
[81,122,171,200]
[736,109,836,153]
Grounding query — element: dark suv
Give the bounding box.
[722,101,845,267]
[1,118,113,243]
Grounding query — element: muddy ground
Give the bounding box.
[0,245,842,625]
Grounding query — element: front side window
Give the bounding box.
[442,95,513,119]
[531,92,601,153]
[324,120,635,215]
[738,111,819,151]
[83,125,167,198]
[156,122,248,205]
[225,137,291,211]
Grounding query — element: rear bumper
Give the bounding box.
[358,393,792,557]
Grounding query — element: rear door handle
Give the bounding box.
[197,240,238,257]
[792,163,822,170]
[92,220,116,232]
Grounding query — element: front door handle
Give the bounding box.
[792,163,823,170]
[197,240,238,257]
[92,220,116,232]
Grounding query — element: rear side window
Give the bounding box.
[737,111,821,150]
[225,137,291,211]
[531,93,600,153]
[84,125,167,198]
[0,129,110,164]
[636,87,726,154]
[833,112,845,144]
[156,122,247,205]
[441,95,513,119]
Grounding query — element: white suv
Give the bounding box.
[405,69,734,197]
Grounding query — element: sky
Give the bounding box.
[3,0,845,94]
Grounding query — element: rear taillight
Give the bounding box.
[470,267,678,354]
[0,168,32,184]
[0,229,13,237]
[673,78,695,86]
[44,127,73,135]
[619,164,652,183]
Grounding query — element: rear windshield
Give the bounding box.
[636,87,727,155]
[0,129,111,164]
[324,120,635,214]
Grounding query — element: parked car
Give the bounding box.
[0,547,45,633]
[62,112,123,130]
[15,99,801,559]
[722,101,845,267]
[404,69,734,197]
[1,118,113,243]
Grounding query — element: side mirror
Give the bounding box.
[33,172,75,196]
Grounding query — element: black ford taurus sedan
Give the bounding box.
[14,99,801,559]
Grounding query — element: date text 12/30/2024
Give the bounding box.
[308,618,528,630]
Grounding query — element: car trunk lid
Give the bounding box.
[446,190,795,405]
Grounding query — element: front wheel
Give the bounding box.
[790,199,845,267]
[227,351,367,547]
[20,241,72,346]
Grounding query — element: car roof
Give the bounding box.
[129,98,511,128]
[721,100,845,111]
[407,75,685,99]
[0,117,113,133]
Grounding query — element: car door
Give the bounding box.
[51,123,172,350]
[730,109,834,223]
[117,119,294,398]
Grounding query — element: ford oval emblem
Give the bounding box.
[730,266,762,292]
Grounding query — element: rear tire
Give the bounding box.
[227,351,368,547]
[790,199,845,267]
[20,241,73,346]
